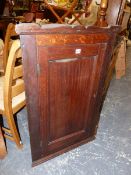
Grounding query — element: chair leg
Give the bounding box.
[5,113,23,149]
[0,115,4,125]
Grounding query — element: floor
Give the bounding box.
[0,47,131,175]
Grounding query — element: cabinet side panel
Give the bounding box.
[20,35,43,161]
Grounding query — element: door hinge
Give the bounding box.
[36,63,40,75]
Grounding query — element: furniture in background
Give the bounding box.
[96,0,127,27]
[43,0,91,24]
[113,4,130,79]
[95,0,127,109]
[106,0,126,26]
[2,23,19,74]
[11,0,92,24]
[0,39,4,75]
[0,22,18,75]
[115,37,127,79]
[16,22,119,166]
[0,17,16,40]
[0,22,21,76]
[0,0,6,15]
[96,0,128,100]
[106,0,129,80]
[0,126,7,159]
[121,5,130,32]
[0,40,26,149]
[1,0,93,24]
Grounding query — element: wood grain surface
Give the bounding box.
[16,24,119,166]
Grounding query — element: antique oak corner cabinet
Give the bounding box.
[16,23,119,166]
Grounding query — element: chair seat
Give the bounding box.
[0,78,26,113]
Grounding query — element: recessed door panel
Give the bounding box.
[37,44,104,154]
[48,56,97,141]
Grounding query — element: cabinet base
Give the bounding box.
[32,135,95,167]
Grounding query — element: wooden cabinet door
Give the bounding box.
[36,42,107,163]
[17,24,119,166]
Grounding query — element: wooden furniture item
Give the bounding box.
[106,0,126,26]
[96,0,126,99]
[44,0,78,24]
[96,0,126,27]
[16,23,119,166]
[2,23,18,74]
[0,39,4,75]
[0,40,26,149]
[115,37,126,79]
[44,0,92,25]
[107,0,128,80]
[0,0,5,16]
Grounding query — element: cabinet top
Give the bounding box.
[15,23,120,35]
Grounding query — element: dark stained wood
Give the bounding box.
[16,23,119,166]
[0,0,5,15]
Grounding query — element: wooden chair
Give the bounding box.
[0,39,4,74]
[44,0,92,25]
[0,39,26,149]
[2,23,18,74]
[44,0,77,24]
